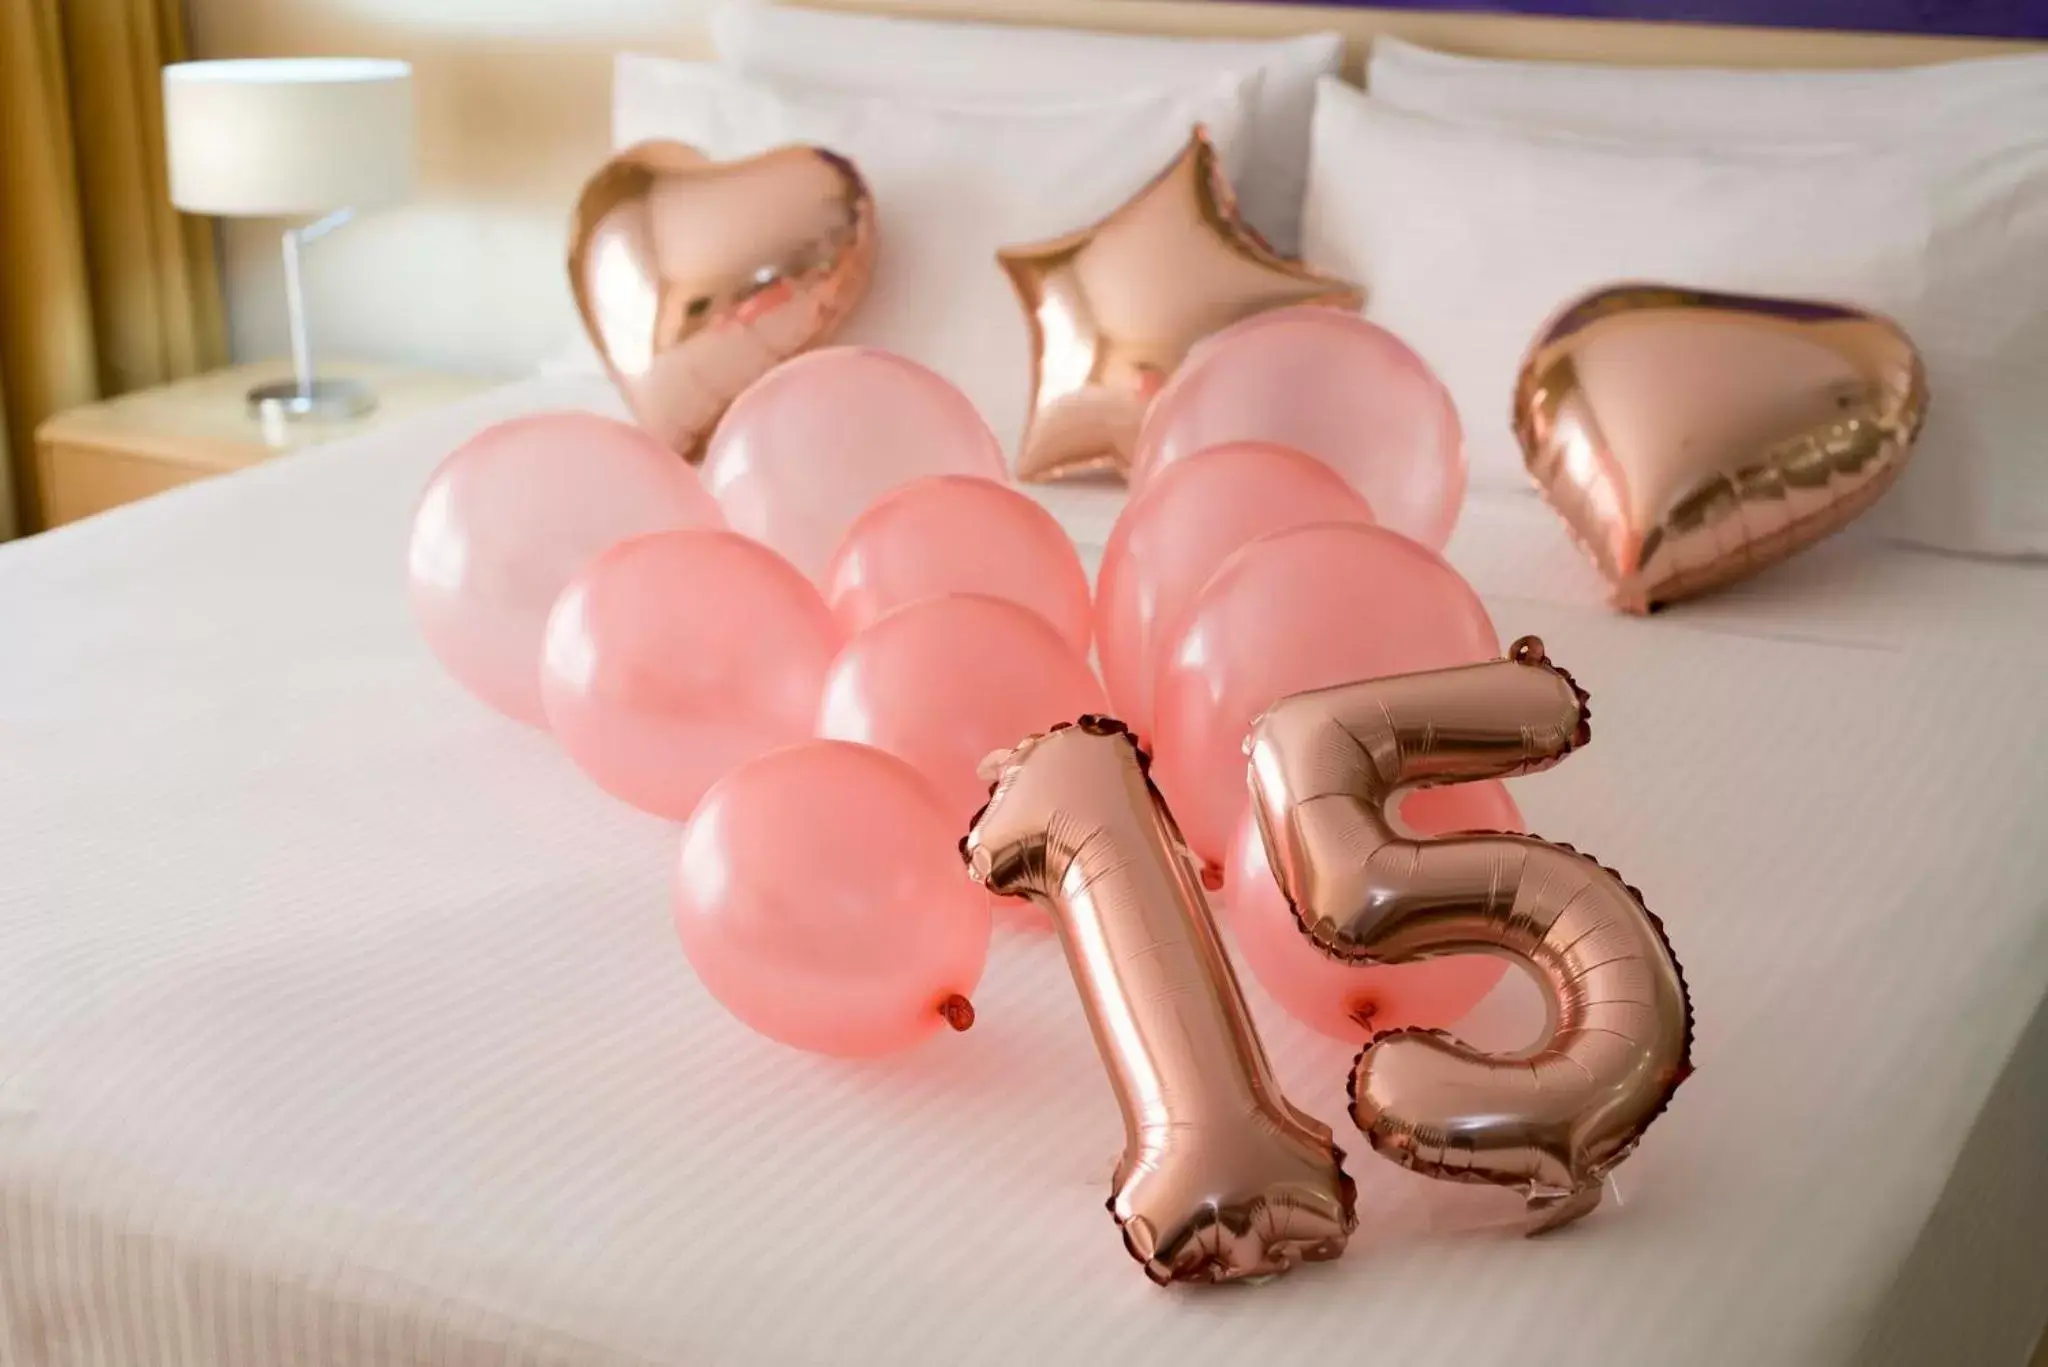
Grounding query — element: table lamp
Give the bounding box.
[163,58,414,422]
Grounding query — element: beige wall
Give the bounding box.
[187,0,718,376]
[187,0,2020,379]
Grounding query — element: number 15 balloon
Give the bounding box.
[965,718,1355,1285]
[1245,638,1693,1233]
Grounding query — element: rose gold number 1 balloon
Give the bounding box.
[1245,640,1693,1233]
[964,718,1355,1285]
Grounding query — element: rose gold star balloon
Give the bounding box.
[998,128,1359,484]
[1514,283,1927,613]
[569,140,875,463]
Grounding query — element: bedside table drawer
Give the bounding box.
[37,443,218,529]
[27,362,495,532]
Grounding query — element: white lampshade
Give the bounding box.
[163,58,414,217]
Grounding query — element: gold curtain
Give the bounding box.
[0,0,226,539]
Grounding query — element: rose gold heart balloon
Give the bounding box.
[1514,284,1927,613]
[569,140,875,463]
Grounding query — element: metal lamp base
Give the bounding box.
[248,377,376,423]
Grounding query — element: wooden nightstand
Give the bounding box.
[32,360,493,530]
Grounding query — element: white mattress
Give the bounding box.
[4,375,2045,1366]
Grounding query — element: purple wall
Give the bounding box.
[1294,0,2048,39]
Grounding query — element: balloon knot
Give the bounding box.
[938,994,976,1032]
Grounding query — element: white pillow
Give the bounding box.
[1302,79,2048,557]
[707,0,1340,252]
[1368,36,2048,146]
[610,56,1252,462]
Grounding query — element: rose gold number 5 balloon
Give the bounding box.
[1245,639,1694,1233]
[965,718,1355,1285]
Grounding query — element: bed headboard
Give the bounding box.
[191,0,2037,380]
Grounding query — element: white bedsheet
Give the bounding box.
[4,375,2045,1366]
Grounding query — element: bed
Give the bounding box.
[4,368,2046,1365]
[13,0,2048,1356]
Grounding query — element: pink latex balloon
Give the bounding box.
[824,475,1092,656]
[816,594,1106,829]
[675,740,992,1056]
[408,411,725,726]
[1150,522,1499,870]
[1226,784,1517,1041]
[541,530,839,820]
[1133,307,1465,550]
[702,347,1010,580]
[1095,441,1375,741]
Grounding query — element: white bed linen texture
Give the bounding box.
[706,0,1342,253]
[1366,36,2048,144]
[4,376,2047,1366]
